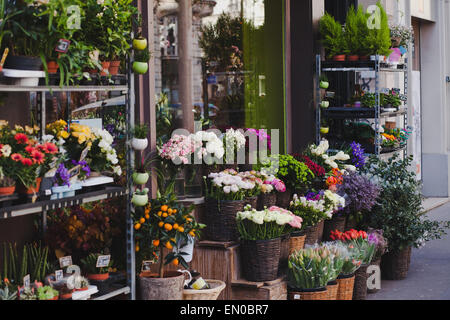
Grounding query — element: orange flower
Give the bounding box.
[31,150,45,164]
[11,153,23,162]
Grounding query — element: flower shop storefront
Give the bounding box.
[0,0,449,303]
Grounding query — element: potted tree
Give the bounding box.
[367,2,392,61]
[134,194,205,300]
[237,205,302,282]
[81,253,113,281]
[319,13,348,61]
[345,6,360,61]
[362,154,450,280]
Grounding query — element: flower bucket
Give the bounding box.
[288,287,328,300]
[279,234,290,272]
[47,61,59,74]
[240,238,281,282]
[303,222,322,245]
[323,215,346,241]
[336,273,355,300]
[100,61,111,76]
[257,193,277,210]
[353,264,369,300]
[288,231,306,255]
[139,271,185,300]
[204,198,245,242]
[381,247,412,280]
[327,281,338,300]
[0,186,15,196]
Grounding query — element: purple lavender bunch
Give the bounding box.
[54,163,71,187]
[350,141,366,168]
[338,173,380,215]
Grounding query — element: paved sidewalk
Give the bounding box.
[367,201,450,300]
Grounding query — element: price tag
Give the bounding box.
[55,270,64,281]
[293,294,300,300]
[23,274,30,289]
[96,255,111,268]
[59,256,73,268]
[55,39,71,53]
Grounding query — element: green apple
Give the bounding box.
[133,37,148,51]
[133,61,148,74]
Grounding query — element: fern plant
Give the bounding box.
[319,13,348,58]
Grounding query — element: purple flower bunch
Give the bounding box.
[305,191,322,201]
[338,172,381,215]
[72,160,91,178]
[350,141,366,168]
[54,163,71,187]
[368,228,388,260]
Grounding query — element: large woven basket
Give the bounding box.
[326,281,338,300]
[353,264,369,300]
[257,193,277,210]
[204,198,245,242]
[336,274,355,300]
[323,215,346,241]
[279,234,291,273]
[367,258,381,294]
[288,287,328,300]
[304,222,322,245]
[381,247,412,280]
[276,190,292,209]
[240,238,281,282]
[289,232,306,255]
[245,196,258,209]
[317,220,325,242]
[182,280,226,300]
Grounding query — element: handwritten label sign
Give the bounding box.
[55,39,71,53]
[96,255,111,268]
[55,270,64,281]
[59,256,73,268]
[23,274,30,289]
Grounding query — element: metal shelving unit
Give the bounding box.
[316,54,409,158]
[0,63,136,300]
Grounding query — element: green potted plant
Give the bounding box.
[132,188,149,207]
[319,13,348,61]
[0,166,15,196]
[81,253,113,281]
[19,287,37,300]
[37,285,59,300]
[236,205,302,282]
[133,49,151,75]
[319,74,329,89]
[131,123,149,151]
[0,281,17,300]
[362,154,450,280]
[367,2,392,61]
[344,6,360,61]
[133,158,150,186]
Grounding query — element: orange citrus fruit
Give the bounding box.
[153,240,160,247]
[145,214,150,219]
[189,231,196,237]
[177,226,184,233]
[158,221,164,228]
[165,242,173,249]
[164,223,173,231]
[134,223,141,230]
[161,205,168,212]
[157,211,162,217]
[139,217,145,224]
[173,223,179,230]
[172,259,179,266]
[162,212,168,218]
[167,208,173,215]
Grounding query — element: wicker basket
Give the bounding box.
[381,247,412,280]
[367,258,381,294]
[279,234,291,273]
[245,196,258,209]
[288,287,328,300]
[317,220,325,242]
[304,222,322,245]
[276,190,292,208]
[289,232,306,255]
[257,193,277,210]
[352,265,369,300]
[182,280,226,300]
[336,274,355,300]
[204,198,245,242]
[240,238,281,282]
[323,215,346,241]
[326,281,338,300]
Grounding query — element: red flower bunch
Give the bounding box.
[330,229,368,242]
[326,168,344,188]
[301,155,326,177]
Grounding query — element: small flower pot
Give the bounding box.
[75,287,89,292]
[16,178,42,195]
[354,101,362,108]
[359,55,370,61]
[100,61,111,76]
[46,61,59,74]
[320,127,330,135]
[347,55,359,61]
[320,101,330,109]
[0,186,15,196]
[133,61,149,74]
[133,37,148,50]
[87,273,109,281]
[60,291,74,300]
[319,81,329,89]
[132,193,149,207]
[131,138,148,151]
[109,60,121,75]
[333,55,346,61]
[132,172,150,185]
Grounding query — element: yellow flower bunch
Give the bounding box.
[70,123,96,145]
[47,120,69,139]
[382,133,397,141]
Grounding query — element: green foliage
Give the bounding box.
[156,93,174,147]
[133,124,149,139]
[344,6,359,55]
[367,2,392,56]
[355,5,372,56]
[361,92,377,108]
[81,253,112,275]
[319,13,348,57]
[36,285,58,300]
[0,284,17,300]
[361,154,450,252]
[134,49,151,63]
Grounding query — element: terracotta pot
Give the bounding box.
[347,55,359,61]
[333,55,346,61]
[109,60,121,75]
[100,61,111,76]
[47,61,59,74]
[139,271,185,300]
[87,273,109,281]
[0,186,15,196]
[16,178,41,195]
[359,55,370,61]
[48,295,59,300]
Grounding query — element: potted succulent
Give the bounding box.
[134,195,205,300]
[73,275,90,292]
[132,188,149,207]
[236,205,302,282]
[36,286,59,300]
[19,287,37,300]
[287,247,335,300]
[81,253,113,281]
[131,124,149,151]
[362,155,450,280]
